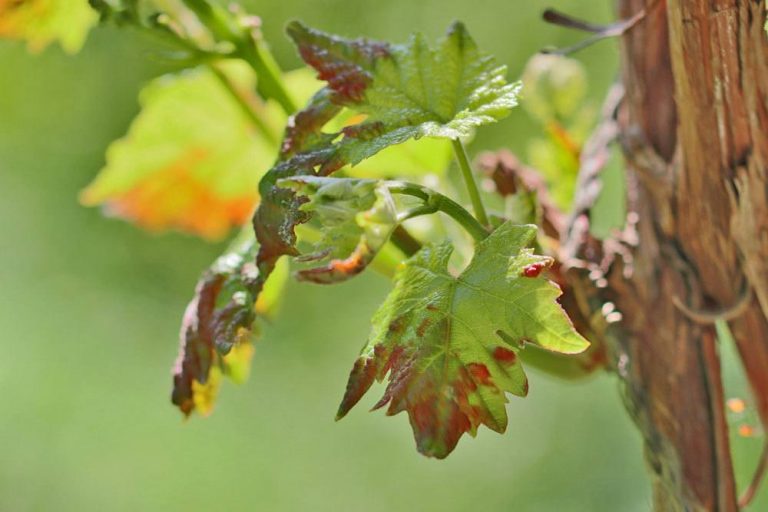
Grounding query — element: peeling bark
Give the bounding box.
[553,0,768,509]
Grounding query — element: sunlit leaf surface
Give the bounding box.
[337,222,588,458]
[82,64,315,240]
[0,0,96,53]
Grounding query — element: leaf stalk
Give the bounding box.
[451,138,490,227]
[387,181,489,242]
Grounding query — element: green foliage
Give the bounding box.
[345,136,452,179]
[278,176,399,284]
[521,54,595,210]
[254,21,521,282]
[0,0,96,53]
[287,21,521,166]
[62,2,590,457]
[337,222,587,458]
[81,62,294,240]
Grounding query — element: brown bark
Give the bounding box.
[555,1,768,510]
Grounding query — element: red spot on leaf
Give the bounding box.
[492,346,517,366]
[467,363,492,386]
[522,261,547,278]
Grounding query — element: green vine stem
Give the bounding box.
[387,181,490,242]
[390,226,422,256]
[234,41,298,115]
[180,0,297,114]
[451,138,489,227]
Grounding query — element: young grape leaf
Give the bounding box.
[336,221,589,458]
[345,137,452,179]
[172,231,288,416]
[0,0,96,53]
[81,65,314,240]
[253,21,519,281]
[277,176,399,284]
[252,88,342,274]
[287,20,521,166]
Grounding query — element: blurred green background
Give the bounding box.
[0,0,701,510]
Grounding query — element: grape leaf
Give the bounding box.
[172,231,288,416]
[287,20,521,166]
[252,88,342,273]
[324,110,452,179]
[336,221,589,458]
[253,22,519,281]
[0,0,96,53]
[278,176,399,284]
[81,65,314,240]
[345,137,451,179]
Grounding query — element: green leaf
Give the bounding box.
[519,54,595,210]
[337,221,588,458]
[253,22,518,280]
[521,54,587,124]
[278,176,399,284]
[172,230,288,416]
[253,88,342,273]
[346,137,452,179]
[81,64,314,240]
[311,108,453,179]
[288,21,521,165]
[0,0,96,53]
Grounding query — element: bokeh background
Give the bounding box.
[1,1,763,510]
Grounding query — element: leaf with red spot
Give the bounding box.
[172,230,288,417]
[508,248,553,279]
[277,176,399,284]
[336,221,588,458]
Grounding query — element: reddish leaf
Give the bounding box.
[171,234,285,416]
[337,222,588,458]
[287,22,389,104]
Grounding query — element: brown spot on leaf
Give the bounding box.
[416,318,432,337]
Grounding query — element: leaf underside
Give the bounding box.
[277,176,399,284]
[336,222,589,458]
